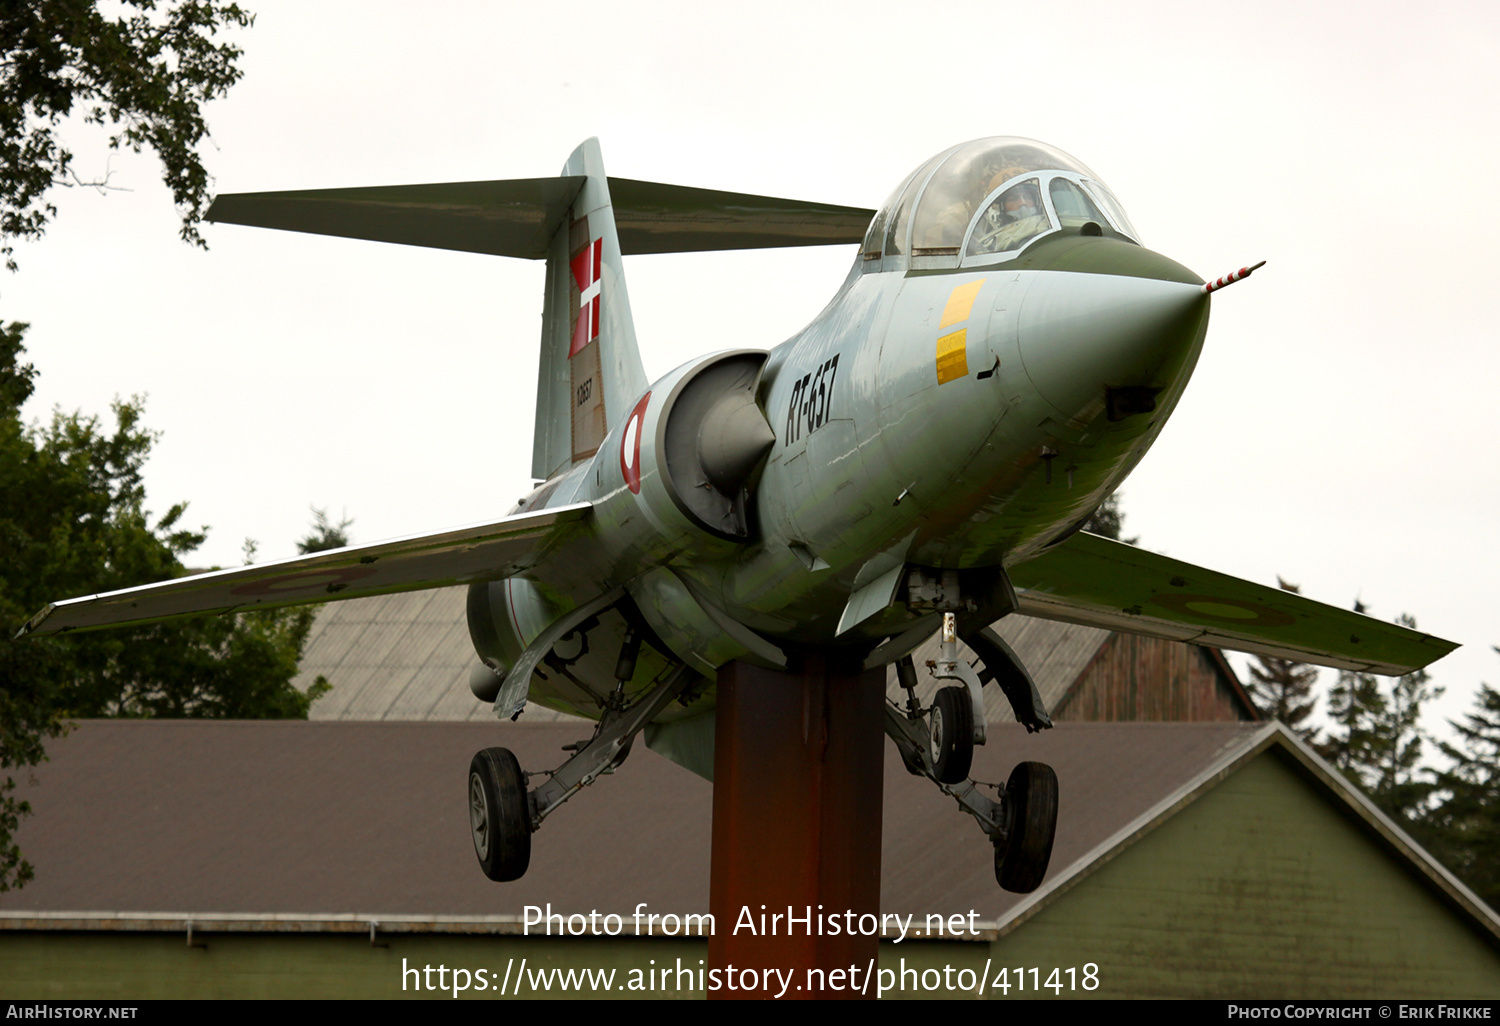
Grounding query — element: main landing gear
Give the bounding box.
[469,748,531,882]
[884,614,1059,893]
[997,761,1058,893]
[467,659,694,883]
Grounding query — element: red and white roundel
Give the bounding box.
[230,565,377,597]
[620,392,651,494]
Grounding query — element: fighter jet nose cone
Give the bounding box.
[1017,270,1209,423]
[699,394,777,495]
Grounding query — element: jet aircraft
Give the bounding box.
[18,137,1458,893]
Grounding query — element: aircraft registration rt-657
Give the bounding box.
[18,137,1458,893]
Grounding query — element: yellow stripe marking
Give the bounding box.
[936,329,968,385]
[938,278,986,328]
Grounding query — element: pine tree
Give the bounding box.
[1321,666,1386,784]
[1246,579,1320,741]
[1427,659,1500,910]
[1367,615,1444,822]
[1083,492,1138,545]
[297,508,353,554]
[1319,608,1444,826]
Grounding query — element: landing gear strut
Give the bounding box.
[883,614,1059,894]
[467,662,694,882]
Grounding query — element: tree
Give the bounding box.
[1427,661,1500,910]
[298,507,353,555]
[1245,579,1320,742]
[1321,666,1386,780]
[0,1,253,268]
[1,326,321,891]
[1319,609,1444,826]
[1367,616,1444,823]
[1084,492,1138,545]
[1,4,262,891]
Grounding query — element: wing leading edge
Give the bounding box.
[17,503,593,638]
[1010,532,1457,676]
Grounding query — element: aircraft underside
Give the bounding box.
[466,590,1060,892]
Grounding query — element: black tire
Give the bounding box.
[469,747,531,882]
[929,686,974,784]
[997,761,1058,894]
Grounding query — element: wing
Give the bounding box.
[1009,532,1457,676]
[16,503,592,638]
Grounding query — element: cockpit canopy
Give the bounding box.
[862,138,1138,272]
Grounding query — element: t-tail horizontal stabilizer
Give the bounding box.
[205,175,874,257]
[17,503,592,638]
[1010,532,1457,676]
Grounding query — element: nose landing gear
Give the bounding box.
[929,686,975,784]
[884,614,1059,894]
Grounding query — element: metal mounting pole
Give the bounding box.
[707,652,885,1000]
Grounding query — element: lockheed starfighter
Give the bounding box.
[19,137,1458,892]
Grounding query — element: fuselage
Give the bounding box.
[470,138,1212,718]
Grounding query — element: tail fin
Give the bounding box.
[532,139,649,481]
[204,144,875,482]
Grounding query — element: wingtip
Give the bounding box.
[14,604,54,640]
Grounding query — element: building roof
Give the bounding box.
[4,719,1490,949]
[997,723,1500,948]
[293,587,578,722]
[892,614,1111,723]
[293,586,1249,725]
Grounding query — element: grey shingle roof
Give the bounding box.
[293,587,582,722]
[6,721,1491,945]
[293,587,1117,725]
[888,615,1112,723]
[0,719,1253,920]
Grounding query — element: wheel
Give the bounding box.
[469,747,532,882]
[997,761,1058,894]
[929,686,974,784]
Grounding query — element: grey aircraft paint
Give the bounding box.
[17,137,1458,889]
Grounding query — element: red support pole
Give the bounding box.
[707,652,886,1000]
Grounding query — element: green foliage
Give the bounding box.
[1319,614,1444,825]
[1246,578,1320,741]
[1249,656,1321,739]
[1320,667,1384,780]
[1313,606,1500,910]
[297,507,352,555]
[1314,607,1469,896]
[1426,662,1500,910]
[1,2,259,891]
[1083,492,1138,545]
[1,325,322,892]
[1370,618,1444,822]
[0,0,253,268]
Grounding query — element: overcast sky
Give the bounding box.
[8,0,1498,734]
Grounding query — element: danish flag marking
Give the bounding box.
[569,237,604,358]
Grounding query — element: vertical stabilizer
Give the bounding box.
[532,139,650,481]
